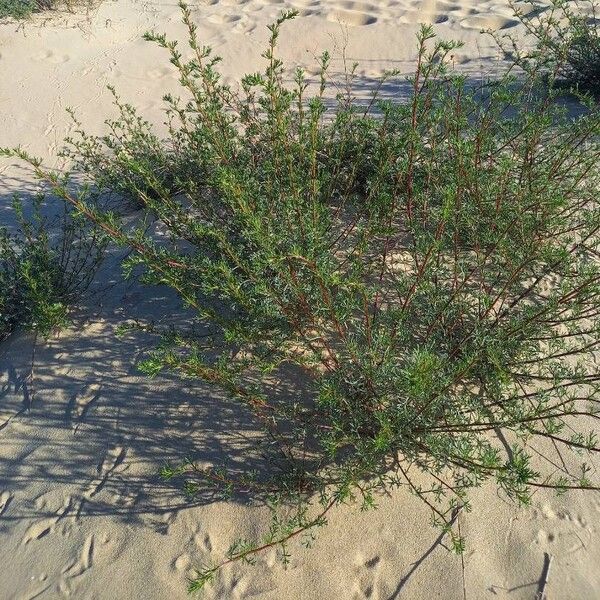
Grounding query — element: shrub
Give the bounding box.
[0,194,107,340]
[0,0,96,20]
[503,0,600,93]
[61,91,180,210]
[0,0,39,19]
[5,3,600,592]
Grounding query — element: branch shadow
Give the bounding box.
[385,508,460,600]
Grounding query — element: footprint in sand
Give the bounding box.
[203,0,379,29]
[461,14,518,30]
[61,534,95,580]
[324,1,378,26]
[21,497,73,545]
[202,0,526,32]
[33,49,71,64]
[326,10,377,26]
[352,553,382,599]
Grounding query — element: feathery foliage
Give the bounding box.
[503,0,600,93]
[0,194,106,339]
[0,0,98,20]
[0,0,39,19]
[61,92,180,210]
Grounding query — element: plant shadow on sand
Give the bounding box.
[0,176,278,521]
[0,275,299,523]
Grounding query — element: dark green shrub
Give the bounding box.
[0,0,97,20]
[504,0,600,93]
[0,0,39,19]
[5,3,600,592]
[0,195,106,339]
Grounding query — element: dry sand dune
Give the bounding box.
[1,1,599,599]
[196,0,520,31]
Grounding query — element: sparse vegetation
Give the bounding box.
[0,194,107,340]
[0,0,97,20]
[4,2,600,593]
[0,0,39,19]
[61,92,180,210]
[503,0,600,93]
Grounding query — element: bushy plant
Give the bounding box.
[504,0,600,93]
[0,194,106,339]
[0,0,39,19]
[0,0,97,20]
[5,4,600,592]
[61,91,180,210]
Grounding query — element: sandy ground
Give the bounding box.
[1,1,599,598]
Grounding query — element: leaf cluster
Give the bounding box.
[0,193,107,338]
[499,0,600,94]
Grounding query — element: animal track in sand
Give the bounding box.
[57,534,97,596]
[138,509,175,535]
[61,534,95,579]
[33,49,71,64]
[62,534,94,578]
[110,487,139,508]
[530,503,594,557]
[352,552,382,599]
[21,497,73,545]
[536,504,588,528]
[172,531,213,582]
